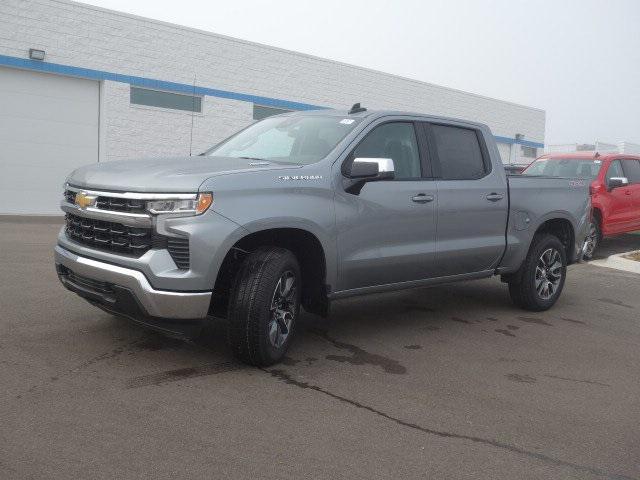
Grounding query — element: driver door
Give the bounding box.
[334,120,438,292]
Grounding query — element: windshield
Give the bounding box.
[206,115,362,165]
[522,158,603,178]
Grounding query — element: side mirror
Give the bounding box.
[607,176,629,190]
[347,157,395,181]
[343,157,395,195]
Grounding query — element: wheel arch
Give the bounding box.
[532,216,575,263]
[211,227,330,318]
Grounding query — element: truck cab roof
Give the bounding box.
[284,108,490,130]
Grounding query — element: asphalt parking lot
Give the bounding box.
[1,219,639,480]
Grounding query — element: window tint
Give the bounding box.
[605,160,624,181]
[621,159,640,183]
[431,125,486,180]
[352,122,421,179]
[253,104,291,120]
[130,87,202,112]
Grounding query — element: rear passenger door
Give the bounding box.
[424,122,509,277]
[621,159,640,229]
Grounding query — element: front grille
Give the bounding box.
[64,213,190,269]
[64,189,147,214]
[95,196,146,213]
[64,190,76,204]
[65,213,154,257]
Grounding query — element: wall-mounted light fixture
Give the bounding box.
[29,48,46,61]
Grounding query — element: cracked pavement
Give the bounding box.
[1,220,639,479]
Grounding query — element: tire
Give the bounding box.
[582,219,601,260]
[508,234,567,311]
[227,247,301,366]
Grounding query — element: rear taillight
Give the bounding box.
[589,181,601,196]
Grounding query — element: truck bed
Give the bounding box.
[499,174,591,271]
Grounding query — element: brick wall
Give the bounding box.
[0,0,545,161]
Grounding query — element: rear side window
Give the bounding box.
[621,159,640,184]
[431,125,486,180]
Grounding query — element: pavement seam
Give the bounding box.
[264,368,636,480]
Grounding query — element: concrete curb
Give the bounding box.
[591,251,640,274]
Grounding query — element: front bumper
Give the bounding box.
[55,245,211,336]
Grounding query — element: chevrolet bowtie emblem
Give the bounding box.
[75,192,96,209]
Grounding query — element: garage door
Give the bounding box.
[0,67,99,214]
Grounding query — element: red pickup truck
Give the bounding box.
[522,152,640,258]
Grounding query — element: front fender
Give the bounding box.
[201,167,337,288]
[239,217,337,288]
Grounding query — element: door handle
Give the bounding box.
[486,193,504,202]
[412,193,434,203]
[625,190,632,196]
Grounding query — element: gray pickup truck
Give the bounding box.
[55,106,591,366]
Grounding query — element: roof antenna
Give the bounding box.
[348,102,367,114]
[189,74,196,156]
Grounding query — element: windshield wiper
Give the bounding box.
[239,156,267,161]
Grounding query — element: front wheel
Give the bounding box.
[508,234,567,311]
[227,247,301,366]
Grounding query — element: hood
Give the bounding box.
[67,156,298,192]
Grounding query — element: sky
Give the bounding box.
[78,0,640,145]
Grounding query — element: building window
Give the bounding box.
[253,104,290,120]
[522,146,537,158]
[130,87,202,113]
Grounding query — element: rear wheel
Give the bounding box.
[582,220,601,260]
[508,234,567,311]
[227,247,301,366]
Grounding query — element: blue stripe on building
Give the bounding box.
[493,136,544,149]
[0,54,544,149]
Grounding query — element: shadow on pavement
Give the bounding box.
[593,232,640,259]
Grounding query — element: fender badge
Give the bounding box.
[278,175,323,181]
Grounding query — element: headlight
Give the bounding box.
[147,192,213,215]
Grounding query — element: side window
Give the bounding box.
[606,160,624,182]
[351,122,421,179]
[431,124,486,180]
[621,160,640,184]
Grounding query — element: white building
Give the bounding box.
[0,0,545,214]
[546,142,640,155]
